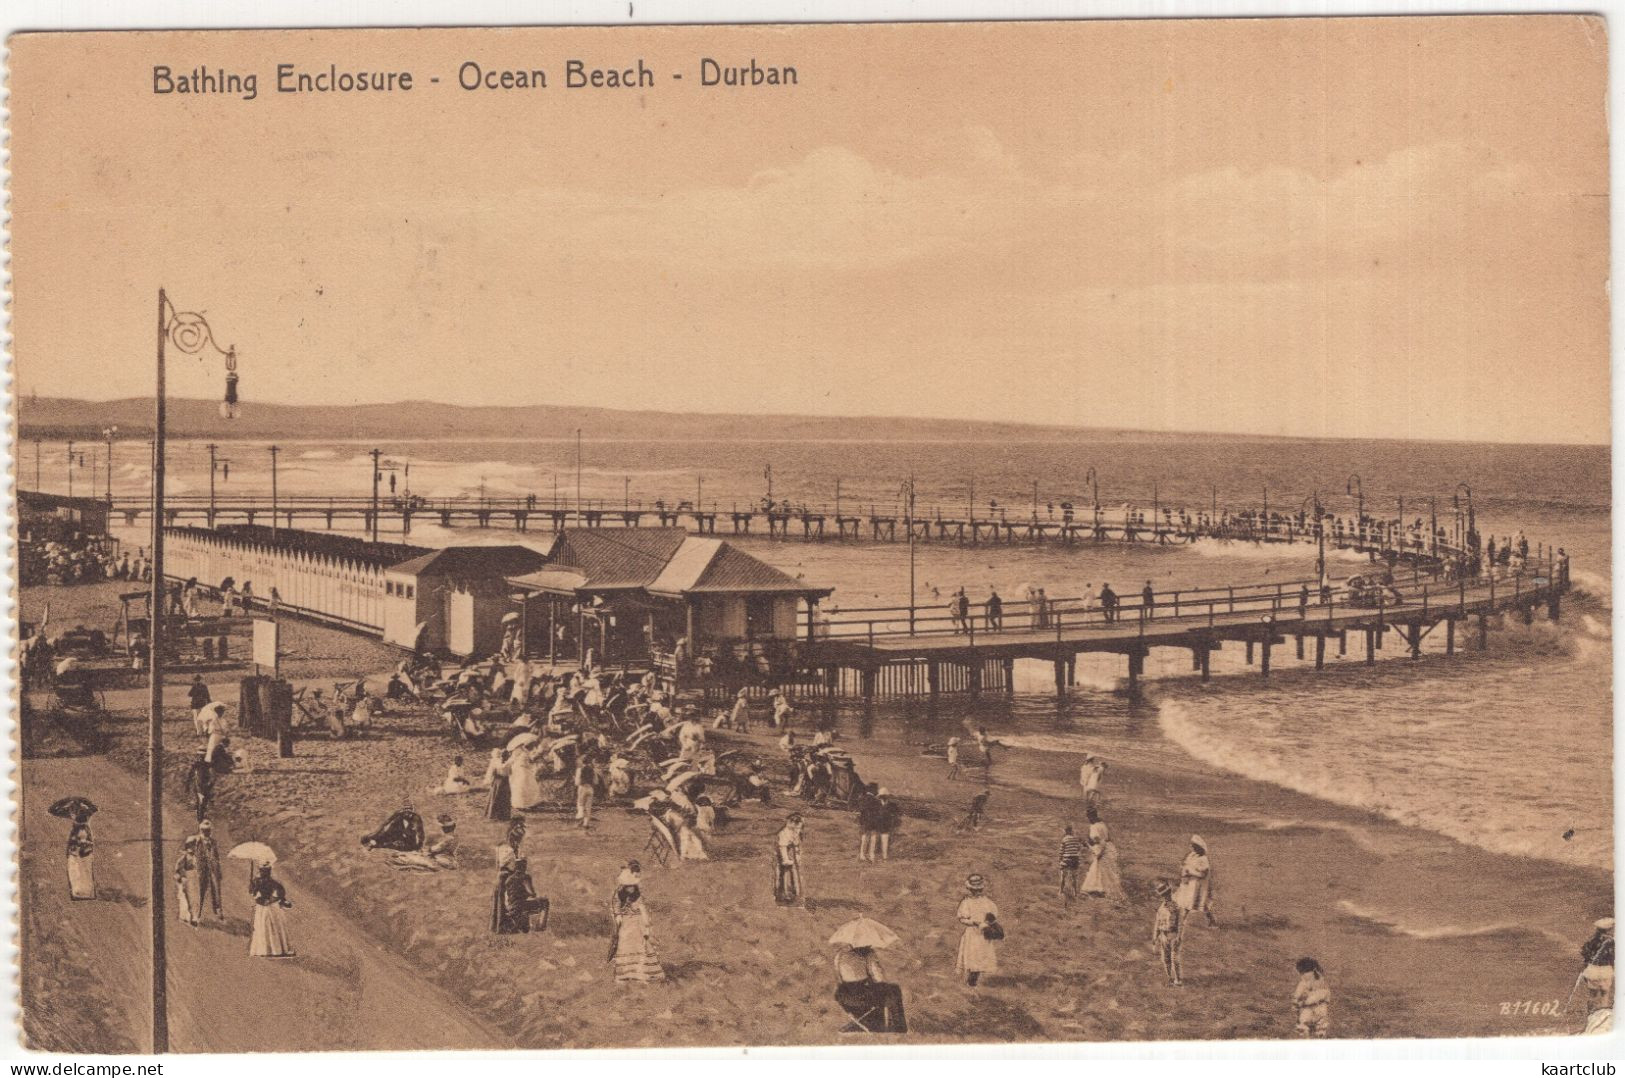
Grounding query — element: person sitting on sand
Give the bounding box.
[431,755,473,795]
[1292,957,1331,1036]
[389,814,459,872]
[606,753,633,798]
[835,944,908,1033]
[360,803,425,852]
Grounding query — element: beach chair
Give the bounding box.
[836,995,881,1035]
[643,816,678,868]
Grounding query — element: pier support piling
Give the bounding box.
[1548,594,1561,622]
[1002,658,1015,695]
[927,661,941,699]
[1053,657,1067,699]
[1446,618,1455,656]
[1199,645,1211,682]
[1365,629,1375,666]
[1314,634,1325,670]
[1260,638,1271,678]
[1338,631,1347,657]
[1295,635,1305,661]
[1245,641,1254,665]
[1407,623,1422,660]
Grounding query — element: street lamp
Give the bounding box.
[903,475,917,634]
[103,426,119,504]
[1301,492,1326,581]
[1346,474,1363,530]
[1084,467,1099,526]
[149,289,241,1054]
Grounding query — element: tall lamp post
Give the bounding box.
[903,475,917,634]
[103,426,119,504]
[66,439,77,497]
[1346,474,1363,535]
[1084,467,1099,527]
[269,445,280,536]
[1301,492,1326,581]
[149,288,241,1054]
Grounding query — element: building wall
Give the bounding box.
[382,569,442,650]
[166,530,388,633]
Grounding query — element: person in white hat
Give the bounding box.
[954,874,1000,987]
[1152,880,1184,986]
[1175,836,1216,926]
[725,687,752,733]
[945,737,962,782]
[1579,917,1615,1016]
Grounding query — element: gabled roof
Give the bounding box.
[508,528,828,598]
[540,528,690,590]
[389,545,549,579]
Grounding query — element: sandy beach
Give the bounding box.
[20,580,1610,1049]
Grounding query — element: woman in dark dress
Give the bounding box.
[486,750,513,822]
[491,856,548,934]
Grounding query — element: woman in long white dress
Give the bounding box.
[1174,835,1215,924]
[248,865,295,957]
[954,874,1000,986]
[65,812,96,900]
[609,884,666,983]
[1080,808,1126,901]
[508,744,546,811]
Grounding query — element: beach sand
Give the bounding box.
[20,581,1610,1048]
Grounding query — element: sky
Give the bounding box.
[9,16,1612,444]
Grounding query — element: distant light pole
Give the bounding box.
[903,475,917,634]
[149,289,241,1054]
[576,429,583,517]
[1346,474,1363,529]
[369,448,383,542]
[269,445,280,536]
[66,440,76,497]
[33,438,42,489]
[1302,492,1326,580]
[1085,467,1099,526]
[103,426,119,504]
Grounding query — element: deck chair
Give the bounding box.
[643,816,678,868]
[838,1004,880,1034]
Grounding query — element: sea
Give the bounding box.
[37,434,1613,927]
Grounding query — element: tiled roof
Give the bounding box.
[648,538,820,596]
[389,545,549,578]
[543,528,690,589]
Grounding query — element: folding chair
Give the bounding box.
[643,818,677,868]
[836,996,881,1034]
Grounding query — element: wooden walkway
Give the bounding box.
[798,535,1571,702]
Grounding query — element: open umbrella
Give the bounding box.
[228,841,278,866]
[48,796,97,819]
[829,915,900,950]
[501,611,521,624]
[506,730,540,751]
[665,770,703,793]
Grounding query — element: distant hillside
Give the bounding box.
[15,396,1215,443]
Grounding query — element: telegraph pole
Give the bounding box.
[34,438,42,489]
[66,440,76,497]
[370,448,383,543]
[905,475,917,635]
[104,426,118,504]
[576,428,583,518]
[205,443,219,525]
[269,445,280,536]
[149,289,169,1055]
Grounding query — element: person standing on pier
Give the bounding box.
[1100,583,1118,623]
[985,588,1003,630]
[951,588,970,632]
[1142,581,1156,620]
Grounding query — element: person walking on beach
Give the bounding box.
[858,784,884,863]
[1175,836,1217,926]
[184,747,215,822]
[609,882,665,983]
[1058,825,1084,902]
[1577,917,1615,1019]
[248,864,295,958]
[174,836,200,927]
[1080,806,1125,901]
[945,736,962,781]
[954,874,1001,987]
[192,820,223,919]
[775,814,805,905]
[574,751,598,830]
[876,788,900,861]
[1152,881,1184,986]
[1292,957,1332,1036]
[1079,754,1107,811]
[486,748,513,822]
[188,674,211,719]
[728,687,752,733]
[65,808,96,901]
[976,727,1003,781]
[963,788,991,832]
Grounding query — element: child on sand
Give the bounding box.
[1152,881,1184,987]
[946,737,961,781]
[1292,957,1331,1036]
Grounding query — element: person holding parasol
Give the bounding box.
[830,915,908,1032]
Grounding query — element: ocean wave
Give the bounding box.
[1334,900,1570,948]
[298,448,339,460]
[1189,540,1368,565]
[1155,695,1610,872]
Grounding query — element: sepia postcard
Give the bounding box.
[5,15,1615,1056]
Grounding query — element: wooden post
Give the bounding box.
[927,661,941,698]
[1053,656,1067,698]
[1126,651,1138,693]
[1199,645,1211,682]
[1407,622,1422,660]
[1446,618,1455,656]
[1066,656,1076,686]
[1548,593,1561,622]
[1245,640,1254,665]
[968,659,982,697]
[1260,638,1271,678]
[1365,628,1375,666]
[861,667,877,714]
[1314,634,1325,670]
[1295,635,1305,660]
[1002,657,1015,694]
[1338,630,1347,656]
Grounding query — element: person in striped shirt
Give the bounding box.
[1059,825,1084,900]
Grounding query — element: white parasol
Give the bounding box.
[228,841,277,866]
[501,611,521,624]
[665,770,703,792]
[828,915,900,950]
[506,731,540,751]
